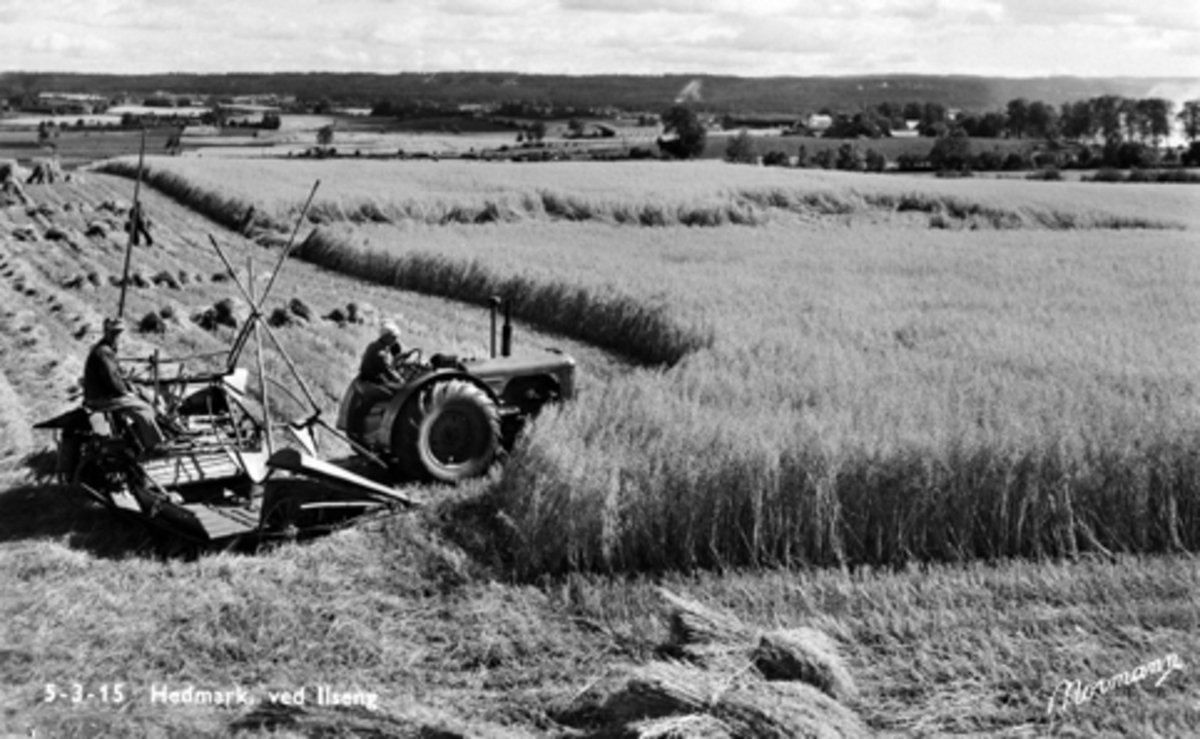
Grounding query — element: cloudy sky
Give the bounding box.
[0,0,1196,78]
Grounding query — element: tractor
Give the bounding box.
[337,297,576,483]
[31,165,572,547]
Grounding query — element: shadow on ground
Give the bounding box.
[0,448,205,559]
[0,478,172,559]
[0,448,410,561]
[228,703,426,739]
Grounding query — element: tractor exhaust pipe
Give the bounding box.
[502,299,513,357]
[489,296,501,358]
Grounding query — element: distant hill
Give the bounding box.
[2,71,1195,115]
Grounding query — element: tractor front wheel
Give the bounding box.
[394,380,500,483]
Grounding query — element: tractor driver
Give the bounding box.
[82,317,166,455]
[341,320,419,436]
[358,320,406,393]
[358,319,421,394]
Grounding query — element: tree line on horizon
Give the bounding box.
[717,95,1199,146]
[686,93,1200,173]
[8,70,1198,172]
[3,70,1191,118]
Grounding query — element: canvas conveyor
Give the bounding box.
[180,502,262,540]
[141,445,245,490]
[120,436,266,542]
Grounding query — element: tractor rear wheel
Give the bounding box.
[394,379,500,483]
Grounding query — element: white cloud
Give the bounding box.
[440,0,551,14]
[319,44,374,69]
[0,0,1193,77]
[371,20,426,46]
[0,0,26,23]
[999,0,1200,32]
[558,0,711,13]
[30,32,112,55]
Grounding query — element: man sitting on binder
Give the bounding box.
[82,317,166,455]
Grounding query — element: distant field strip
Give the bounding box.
[91,159,713,366]
[95,158,1193,231]
[95,156,1200,573]
[296,227,713,366]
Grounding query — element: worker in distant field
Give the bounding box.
[82,317,165,455]
[126,202,154,246]
[0,160,29,205]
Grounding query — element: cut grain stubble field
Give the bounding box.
[94,157,1200,575]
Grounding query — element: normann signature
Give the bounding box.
[1047,652,1185,714]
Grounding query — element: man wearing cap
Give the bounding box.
[358,321,407,390]
[340,320,417,436]
[83,317,165,454]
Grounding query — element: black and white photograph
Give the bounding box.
[1,1,1198,736]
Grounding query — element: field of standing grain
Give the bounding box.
[2,157,1198,737]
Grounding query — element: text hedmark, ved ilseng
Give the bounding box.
[148,684,379,711]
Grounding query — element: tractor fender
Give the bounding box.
[377,369,500,452]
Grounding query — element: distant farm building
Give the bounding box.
[890,120,922,138]
[806,114,833,133]
[584,123,619,138]
[30,92,108,115]
[220,103,282,126]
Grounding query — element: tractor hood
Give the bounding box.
[462,349,576,401]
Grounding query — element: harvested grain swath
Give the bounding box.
[590,589,868,738]
[617,662,868,739]
[658,588,859,701]
[90,160,257,233]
